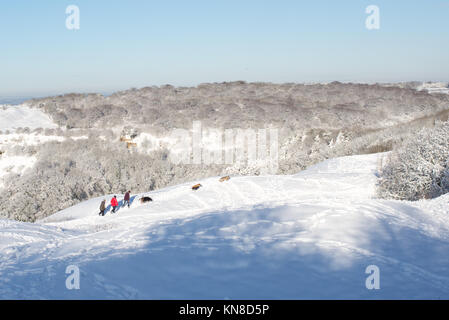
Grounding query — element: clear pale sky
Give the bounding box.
[0,0,448,98]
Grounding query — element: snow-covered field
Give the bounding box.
[0,104,57,131]
[0,153,448,299]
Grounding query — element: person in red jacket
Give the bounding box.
[111,196,118,213]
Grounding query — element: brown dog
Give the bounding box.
[192,183,202,191]
[219,176,230,182]
[140,196,153,203]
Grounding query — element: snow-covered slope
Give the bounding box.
[1,153,449,299]
[0,104,57,131]
[0,104,56,185]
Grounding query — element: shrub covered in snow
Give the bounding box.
[378,121,449,200]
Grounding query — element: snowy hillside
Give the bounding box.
[0,105,57,191]
[0,104,57,131]
[1,153,448,299]
[0,105,92,199]
[4,83,449,223]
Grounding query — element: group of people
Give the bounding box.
[99,190,131,216]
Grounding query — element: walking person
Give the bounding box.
[99,199,106,216]
[123,190,131,208]
[111,195,119,213]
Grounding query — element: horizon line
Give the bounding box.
[1,79,448,106]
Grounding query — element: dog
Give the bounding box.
[140,196,153,204]
[219,176,230,182]
[192,183,202,191]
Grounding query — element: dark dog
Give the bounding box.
[140,196,153,204]
[192,183,202,191]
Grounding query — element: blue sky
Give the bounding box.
[0,0,448,98]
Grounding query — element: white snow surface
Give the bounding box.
[0,104,57,131]
[1,153,449,299]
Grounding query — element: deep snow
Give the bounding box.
[0,153,448,299]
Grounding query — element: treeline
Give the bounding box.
[28,82,449,132]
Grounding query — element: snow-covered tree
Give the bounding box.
[378,121,449,200]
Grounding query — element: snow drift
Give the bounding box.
[0,153,448,299]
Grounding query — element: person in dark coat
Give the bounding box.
[123,191,131,208]
[99,199,106,216]
[111,196,118,213]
